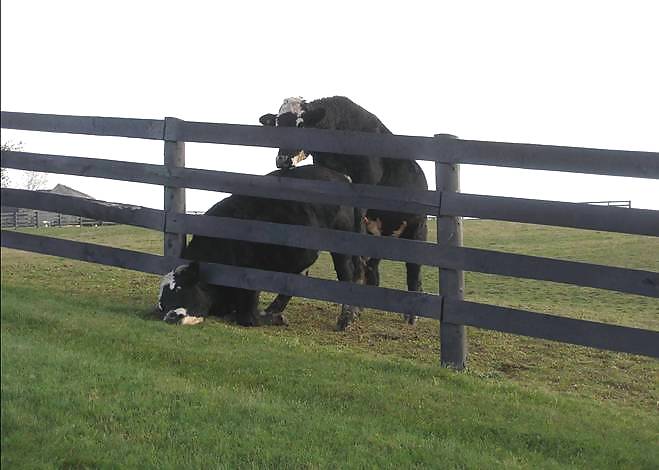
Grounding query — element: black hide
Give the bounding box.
[158,165,362,327]
[260,96,428,326]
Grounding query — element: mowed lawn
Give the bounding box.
[1,221,658,468]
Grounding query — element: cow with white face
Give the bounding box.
[259,96,429,327]
[259,97,327,170]
[156,262,285,326]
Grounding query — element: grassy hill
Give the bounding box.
[2,221,658,468]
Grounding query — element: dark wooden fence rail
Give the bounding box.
[3,188,656,299]
[3,111,659,177]
[169,119,659,178]
[2,229,655,358]
[3,151,657,236]
[0,111,164,140]
[1,189,163,230]
[0,230,442,320]
[1,111,658,364]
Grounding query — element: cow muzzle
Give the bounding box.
[276,150,307,169]
[163,308,204,325]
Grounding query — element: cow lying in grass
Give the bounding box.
[156,165,363,327]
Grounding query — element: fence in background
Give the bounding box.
[1,110,658,366]
[581,200,632,208]
[1,210,112,228]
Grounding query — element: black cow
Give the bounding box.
[260,96,428,327]
[156,165,363,327]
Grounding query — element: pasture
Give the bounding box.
[2,220,658,468]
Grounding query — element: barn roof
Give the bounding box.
[39,184,93,199]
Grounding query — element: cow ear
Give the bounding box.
[188,261,200,279]
[259,113,277,126]
[301,108,326,127]
[174,262,200,287]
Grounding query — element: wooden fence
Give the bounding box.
[1,111,658,367]
[580,200,632,208]
[1,210,111,228]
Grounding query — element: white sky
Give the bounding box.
[2,0,658,211]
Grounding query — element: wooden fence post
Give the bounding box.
[163,117,186,258]
[435,134,467,369]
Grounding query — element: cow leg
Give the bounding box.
[352,255,367,284]
[365,258,381,287]
[234,289,287,327]
[234,289,261,326]
[331,253,360,331]
[265,294,292,315]
[403,220,428,325]
[263,270,310,322]
[263,294,291,326]
[404,262,422,325]
[353,208,368,286]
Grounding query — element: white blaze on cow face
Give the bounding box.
[162,307,205,325]
[277,97,305,125]
[172,307,188,316]
[163,307,187,323]
[281,98,308,164]
[273,97,324,168]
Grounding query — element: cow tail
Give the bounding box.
[354,207,366,235]
[352,206,367,284]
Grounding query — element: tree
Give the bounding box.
[1,141,49,190]
[0,166,9,188]
[1,141,22,188]
[24,171,49,191]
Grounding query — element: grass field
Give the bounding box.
[2,221,658,468]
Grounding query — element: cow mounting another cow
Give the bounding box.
[260,96,429,328]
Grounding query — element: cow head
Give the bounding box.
[156,262,210,325]
[259,97,326,169]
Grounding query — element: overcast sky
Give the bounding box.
[2,0,658,211]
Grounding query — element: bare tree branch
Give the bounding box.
[1,141,23,188]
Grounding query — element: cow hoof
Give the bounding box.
[336,316,350,331]
[336,305,360,331]
[404,314,418,326]
[253,310,288,327]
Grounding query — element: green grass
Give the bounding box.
[2,222,658,468]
